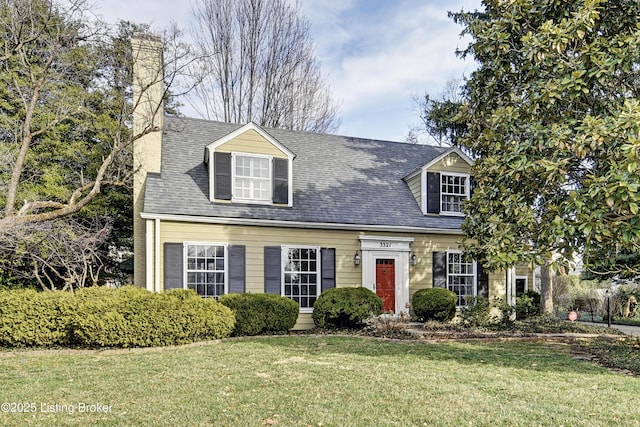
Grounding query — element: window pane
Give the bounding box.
[283,247,320,308]
[447,252,476,307]
[234,155,271,201]
[441,174,468,213]
[185,244,226,297]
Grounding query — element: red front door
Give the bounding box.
[376,259,395,312]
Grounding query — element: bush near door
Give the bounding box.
[412,288,457,322]
[312,287,382,328]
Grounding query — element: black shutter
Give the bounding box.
[320,248,336,292]
[264,246,281,294]
[273,158,289,204]
[228,245,246,293]
[477,261,489,298]
[427,172,440,214]
[433,251,447,288]
[164,243,184,290]
[214,152,232,200]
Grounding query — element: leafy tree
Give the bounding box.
[0,0,193,289]
[410,78,467,146]
[452,0,640,283]
[189,0,341,133]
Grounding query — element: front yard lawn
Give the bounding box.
[1,336,637,426]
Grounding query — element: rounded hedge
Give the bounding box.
[0,289,75,347]
[0,287,236,348]
[218,293,299,336]
[312,287,382,328]
[412,288,457,322]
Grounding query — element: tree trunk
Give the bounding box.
[539,262,554,314]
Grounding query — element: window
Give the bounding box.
[185,243,226,297]
[283,247,320,312]
[441,173,469,214]
[516,276,528,294]
[233,154,271,202]
[447,252,476,306]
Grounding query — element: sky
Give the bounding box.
[96,0,483,142]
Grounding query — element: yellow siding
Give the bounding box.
[428,152,471,174]
[159,222,363,294]
[216,129,287,157]
[156,220,514,329]
[406,174,422,210]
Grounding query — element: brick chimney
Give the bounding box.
[131,34,164,289]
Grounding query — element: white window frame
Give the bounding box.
[281,245,321,313]
[446,251,476,307]
[183,242,228,298]
[231,153,273,204]
[440,172,470,216]
[515,275,528,294]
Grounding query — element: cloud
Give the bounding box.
[97,0,482,141]
[310,1,477,118]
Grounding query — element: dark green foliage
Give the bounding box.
[312,287,382,328]
[452,1,640,276]
[515,290,541,320]
[218,293,299,336]
[459,296,516,327]
[0,287,235,348]
[412,288,457,322]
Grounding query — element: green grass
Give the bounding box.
[0,336,637,426]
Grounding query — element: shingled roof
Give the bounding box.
[143,116,464,231]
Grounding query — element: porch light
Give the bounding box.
[410,253,418,266]
[354,251,361,266]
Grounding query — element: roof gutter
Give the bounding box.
[139,212,464,235]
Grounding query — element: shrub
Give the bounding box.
[459,296,507,327]
[312,287,382,328]
[515,290,541,319]
[218,293,299,336]
[71,287,235,347]
[412,288,457,322]
[0,289,75,347]
[0,287,236,348]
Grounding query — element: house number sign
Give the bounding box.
[359,236,415,252]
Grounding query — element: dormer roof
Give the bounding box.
[144,116,464,231]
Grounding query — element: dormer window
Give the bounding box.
[405,147,474,216]
[233,154,271,203]
[440,172,469,215]
[207,122,295,206]
[425,171,470,216]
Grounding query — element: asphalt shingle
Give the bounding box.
[143,116,463,230]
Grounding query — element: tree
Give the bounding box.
[451,1,640,285]
[0,0,194,289]
[189,0,341,133]
[410,78,467,146]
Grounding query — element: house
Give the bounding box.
[131,35,532,329]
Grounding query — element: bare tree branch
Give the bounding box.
[188,0,341,133]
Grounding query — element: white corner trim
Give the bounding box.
[145,219,154,292]
[154,218,161,293]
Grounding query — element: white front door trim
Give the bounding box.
[359,236,414,314]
